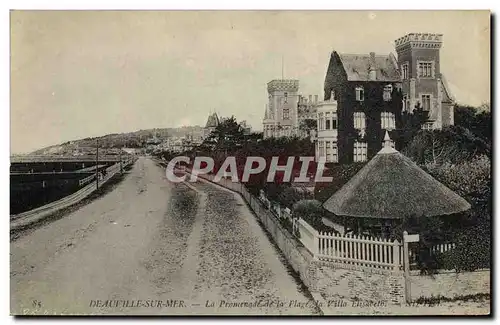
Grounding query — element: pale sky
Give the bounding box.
[11,10,490,154]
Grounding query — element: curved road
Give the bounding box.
[11,157,319,315]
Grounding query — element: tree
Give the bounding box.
[398,102,429,151]
[299,119,317,137]
[403,126,490,166]
[455,104,491,144]
[203,116,245,149]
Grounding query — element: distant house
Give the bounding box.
[262,79,319,139]
[262,79,300,138]
[239,120,252,135]
[202,112,220,140]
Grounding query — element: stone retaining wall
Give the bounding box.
[178,169,489,311]
[197,174,408,306]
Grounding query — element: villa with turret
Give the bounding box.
[262,79,320,139]
[315,32,456,164]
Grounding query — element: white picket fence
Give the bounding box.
[430,242,456,254]
[298,219,402,271]
[408,242,456,266]
[187,173,456,273]
[317,231,402,271]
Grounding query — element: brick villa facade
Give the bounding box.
[316,32,456,164]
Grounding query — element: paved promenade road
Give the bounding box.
[11,157,320,315]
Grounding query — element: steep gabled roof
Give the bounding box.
[337,53,400,82]
[440,75,456,103]
[205,112,220,128]
[323,139,471,220]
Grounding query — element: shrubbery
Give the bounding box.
[436,225,491,272]
[293,199,337,233]
[411,155,490,272]
[399,122,491,272]
[403,126,490,165]
[424,155,491,212]
[314,162,366,203]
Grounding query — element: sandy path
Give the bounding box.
[10,157,320,316]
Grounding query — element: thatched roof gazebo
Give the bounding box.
[322,132,471,237]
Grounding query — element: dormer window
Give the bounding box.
[383,84,393,101]
[355,86,364,102]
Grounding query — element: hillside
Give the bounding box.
[30,126,203,155]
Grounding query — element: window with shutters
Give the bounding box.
[381,112,396,130]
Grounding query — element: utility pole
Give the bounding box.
[95,139,99,190]
[119,146,123,174]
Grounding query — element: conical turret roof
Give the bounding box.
[323,134,471,219]
[205,112,220,128]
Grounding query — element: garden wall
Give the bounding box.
[195,174,408,307]
[182,170,490,310]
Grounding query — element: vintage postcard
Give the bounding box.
[10,10,491,316]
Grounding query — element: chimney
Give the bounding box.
[369,52,377,81]
[308,95,312,103]
[314,95,318,103]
